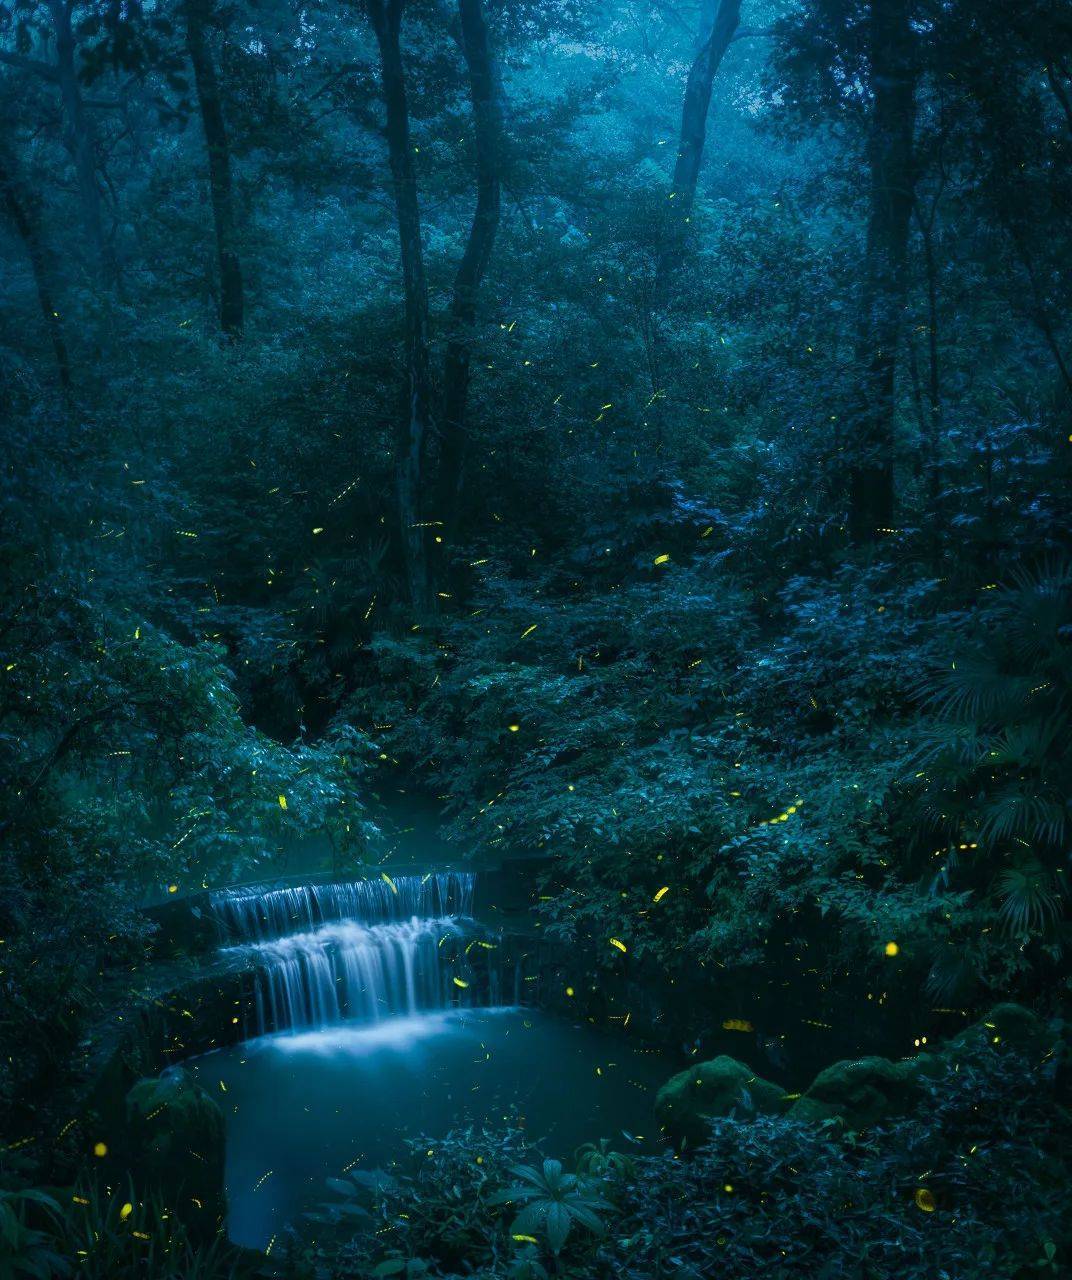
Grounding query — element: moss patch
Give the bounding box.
[655,1055,786,1150]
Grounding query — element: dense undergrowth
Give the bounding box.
[2,0,1071,1273]
[2,1040,1068,1278]
[274,1042,1070,1279]
[352,545,1071,1018]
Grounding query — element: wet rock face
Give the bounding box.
[655,1054,787,1150]
[125,1071,227,1240]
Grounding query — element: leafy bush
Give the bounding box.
[487,1158,613,1257]
[0,1187,69,1280]
[294,1127,526,1277]
[0,1180,257,1280]
[609,1048,1070,1279]
[300,1047,1069,1280]
[60,1185,256,1279]
[911,564,1072,1000]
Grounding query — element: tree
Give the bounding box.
[0,138,73,406]
[848,0,918,542]
[182,0,244,336]
[366,0,435,609]
[366,0,503,605]
[671,0,742,217]
[0,0,112,276]
[436,0,503,529]
[653,0,741,292]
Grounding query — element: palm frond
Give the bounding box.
[924,945,980,1002]
[986,717,1064,770]
[993,863,1064,935]
[923,653,1032,724]
[1002,563,1072,664]
[978,786,1068,850]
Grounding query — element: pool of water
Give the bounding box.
[188,1007,672,1249]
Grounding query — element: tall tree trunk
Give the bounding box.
[1046,61,1072,138]
[916,201,942,515]
[1006,223,1072,401]
[669,2,741,220]
[47,0,110,276]
[367,0,434,609]
[0,143,74,406]
[184,0,243,337]
[435,0,502,528]
[848,0,918,543]
[696,0,720,49]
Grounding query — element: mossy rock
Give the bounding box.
[125,1071,226,1240]
[788,1056,924,1130]
[944,1003,1051,1059]
[787,1004,1061,1131]
[656,1055,786,1150]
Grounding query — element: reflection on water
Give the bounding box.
[265,1009,467,1055]
[193,872,670,1249]
[189,1007,670,1249]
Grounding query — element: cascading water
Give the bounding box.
[213,871,475,941]
[193,869,667,1252]
[211,872,516,1037]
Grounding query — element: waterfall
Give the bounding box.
[212,871,475,943]
[211,872,516,1037]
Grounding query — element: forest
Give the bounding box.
[1,0,1071,1275]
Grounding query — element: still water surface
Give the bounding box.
[189,1006,671,1249]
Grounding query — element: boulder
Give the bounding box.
[655,1055,786,1150]
[788,1055,924,1130]
[944,1002,1051,1059]
[656,1003,1065,1147]
[125,1070,227,1240]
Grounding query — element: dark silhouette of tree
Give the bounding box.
[183,0,244,337]
[436,0,503,529]
[0,139,73,406]
[848,0,918,542]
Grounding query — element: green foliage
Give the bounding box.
[572,1139,634,1183]
[911,563,1072,995]
[299,1127,529,1278]
[125,1070,227,1237]
[301,1044,1070,1280]
[353,556,949,998]
[60,1183,255,1280]
[350,545,1068,1026]
[0,1176,256,1280]
[656,1056,787,1150]
[610,1048,1070,1279]
[0,0,1069,1261]
[487,1158,613,1256]
[0,1187,69,1280]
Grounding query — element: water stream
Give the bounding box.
[213,871,514,1037]
[190,871,670,1248]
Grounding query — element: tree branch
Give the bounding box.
[0,699,128,837]
[0,49,60,82]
